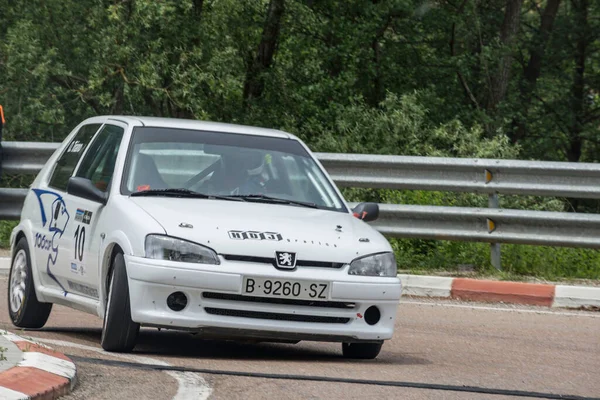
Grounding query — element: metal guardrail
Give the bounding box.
[317,153,600,199]
[3,141,600,269]
[2,141,59,175]
[0,188,28,221]
[371,204,600,249]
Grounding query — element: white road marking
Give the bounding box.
[169,371,212,400]
[0,257,11,272]
[1,330,36,344]
[35,338,212,400]
[0,386,28,400]
[401,299,600,318]
[19,351,76,379]
[398,274,453,298]
[554,284,600,308]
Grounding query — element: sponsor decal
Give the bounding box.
[228,230,282,241]
[75,208,93,224]
[67,280,98,298]
[32,189,70,293]
[69,262,84,275]
[67,140,84,153]
[35,233,52,251]
[275,251,297,269]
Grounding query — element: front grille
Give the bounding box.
[297,260,345,269]
[221,254,344,269]
[203,292,355,309]
[222,255,272,264]
[204,307,350,324]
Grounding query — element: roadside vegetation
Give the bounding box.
[0,221,16,249]
[0,1,598,281]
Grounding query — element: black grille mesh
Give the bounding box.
[204,307,350,324]
[203,292,355,309]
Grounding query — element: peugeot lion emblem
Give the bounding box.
[275,251,297,269]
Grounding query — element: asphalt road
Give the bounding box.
[1,275,599,400]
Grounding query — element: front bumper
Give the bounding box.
[125,255,402,342]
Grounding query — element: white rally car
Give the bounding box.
[8,116,401,359]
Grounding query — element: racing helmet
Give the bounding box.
[220,148,265,175]
[244,151,265,176]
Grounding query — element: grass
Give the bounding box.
[0,220,17,248]
[392,238,600,282]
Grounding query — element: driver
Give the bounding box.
[209,150,271,195]
[230,152,271,195]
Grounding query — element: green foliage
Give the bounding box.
[501,244,600,280]
[1,0,597,151]
[0,221,17,248]
[394,239,600,281]
[308,92,518,158]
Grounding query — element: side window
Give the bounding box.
[48,124,102,191]
[75,125,124,193]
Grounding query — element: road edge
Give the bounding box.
[0,330,77,400]
[399,274,600,309]
[0,257,10,274]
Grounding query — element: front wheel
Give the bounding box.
[8,237,52,328]
[342,342,383,360]
[101,253,139,352]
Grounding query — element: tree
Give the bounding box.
[487,0,524,112]
[567,0,589,163]
[511,0,561,143]
[0,0,597,165]
[243,0,286,104]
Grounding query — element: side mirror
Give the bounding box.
[352,202,379,222]
[67,177,108,204]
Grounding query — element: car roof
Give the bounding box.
[94,116,293,139]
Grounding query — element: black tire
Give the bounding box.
[101,252,140,352]
[8,237,52,328]
[342,342,383,360]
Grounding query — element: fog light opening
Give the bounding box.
[364,306,381,325]
[167,291,188,312]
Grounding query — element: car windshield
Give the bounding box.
[121,127,347,212]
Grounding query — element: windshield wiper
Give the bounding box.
[130,188,242,201]
[229,194,319,209]
[131,188,205,197]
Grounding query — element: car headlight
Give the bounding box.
[348,252,397,277]
[145,235,220,265]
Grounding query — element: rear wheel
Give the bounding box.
[8,237,52,328]
[342,342,383,360]
[101,252,140,352]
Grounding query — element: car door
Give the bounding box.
[58,123,126,299]
[32,123,103,293]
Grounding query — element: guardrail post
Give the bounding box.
[488,193,501,270]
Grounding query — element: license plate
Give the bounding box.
[243,277,330,301]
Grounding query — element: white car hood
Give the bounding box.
[130,197,390,263]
